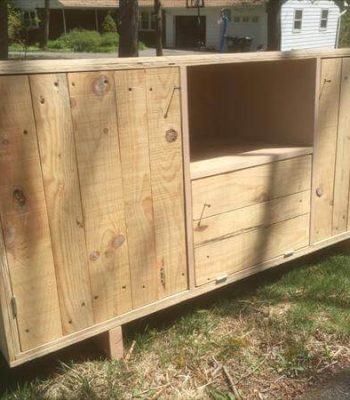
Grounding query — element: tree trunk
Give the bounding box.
[0,0,8,60]
[267,0,281,51]
[41,0,50,50]
[118,0,139,57]
[154,0,163,56]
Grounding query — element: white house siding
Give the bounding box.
[281,0,340,51]
[165,6,267,51]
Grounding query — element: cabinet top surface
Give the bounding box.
[1,48,350,76]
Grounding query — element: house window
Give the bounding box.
[140,10,155,31]
[22,9,39,29]
[252,16,259,23]
[320,9,329,30]
[242,16,249,23]
[293,9,303,31]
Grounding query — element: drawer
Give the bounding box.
[194,190,311,247]
[192,155,312,220]
[195,213,310,286]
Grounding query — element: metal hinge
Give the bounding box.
[216,274,228,284]
[10,296,17,319]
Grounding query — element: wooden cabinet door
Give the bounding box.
[311,58,350,243]
[0,67,188,356]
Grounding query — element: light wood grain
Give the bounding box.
[180,65,196,290]
[191,143,313,180]
[194,191,311,247]
[114,69,159,308]
[333,58,350,234]
[145,67,188,298]
[311,58,342,243]
[11,229,350,368]
[0,216,19,362]
[0,75,62,351]
[1,49,350,76]
[192,156,312,220]
[68,71,133,323]
[30,73,94,334]
[195,214,310,286]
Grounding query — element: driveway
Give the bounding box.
[9,48,215,60]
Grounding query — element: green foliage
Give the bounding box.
[339,9,350,48]
[45,29,148,53]
[7,2,22,42]
[102,12,117,33]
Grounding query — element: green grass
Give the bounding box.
[1,252,350,399]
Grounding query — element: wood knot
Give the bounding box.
[111,234,125,250]
[13,188,26,208]
[89,251,100,261]
[316,187,323,198]
[93,75,110,96]
[165,129,178,143]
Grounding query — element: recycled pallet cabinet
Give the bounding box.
[0,49,350,367]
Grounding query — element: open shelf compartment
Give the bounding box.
[187,58,317,180]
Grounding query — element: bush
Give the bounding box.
[102,12,117,33]
[47,29,145,53]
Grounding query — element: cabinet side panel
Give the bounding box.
[311,58,342,243]
[334,58,350,234]
[68,71,132,322]
[145,67,188,297]
[114,70,159,308]
[30,74,94,334]
[0,221,16,362]
[0,75,63,352]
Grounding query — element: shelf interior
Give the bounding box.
[190,140,313,180]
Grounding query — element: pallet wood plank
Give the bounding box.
[0,75,62,351]
[0,216,19,362]
[195,214,310,286]
[311,58,342,243]
[332,58,350,233]
[114,69,159,308]
[68,71,132,322]
[192,155,312,220]
[145,67,188,298]
[194,191,311,247]
[30,73,94,334]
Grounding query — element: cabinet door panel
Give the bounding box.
[311,58,342,243]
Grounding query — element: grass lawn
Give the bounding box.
[1,248,350,399]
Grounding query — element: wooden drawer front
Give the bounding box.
[195,213,310,286]
[194,190,311,247]
[192,155,312,220]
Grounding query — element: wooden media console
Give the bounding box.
[0,49,350,366]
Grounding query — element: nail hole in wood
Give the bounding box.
[68,320,73,324]
[25,329,29,333]
[103,128,109,134]
[40,96,45,104]
[122,285,126,290]
[128,88,132,91]
[81,302,86,307]
[94,296,99,300]
[71,82,75,86]
[142,285,146,289]
[23,130,28,135]
[54,81,59,87]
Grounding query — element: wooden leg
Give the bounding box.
[95,326,124,360]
